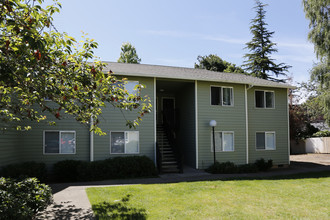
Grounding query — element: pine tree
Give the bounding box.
[243,0,291,82]
[118,42,141,64]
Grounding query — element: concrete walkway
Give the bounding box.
[36,157,330,220]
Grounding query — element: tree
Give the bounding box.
[117,42,141,64]
[303,0,330,126]
[194,54,245,73]
[303,0,329,61]
[0,0,151,135]
[243,0,291,82]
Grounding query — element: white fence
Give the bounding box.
[305,137,330,153]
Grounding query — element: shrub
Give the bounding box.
[312,130,330,137]
[206,158,273,174]
[255,158,273,171]
[53,160,84,182]
[0,177,52,220]
[238,163,259,173]
[0,162,47,182]
[206,161,238,174]
[53,156,158,182]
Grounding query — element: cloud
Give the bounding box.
[142,29,247,45]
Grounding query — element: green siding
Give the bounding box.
[247,87,289,165]
[94,76,155,162]
[0,128,21,167]
[197,81,247,169]
[19,115,90,168]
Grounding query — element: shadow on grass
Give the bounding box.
[92,194,147,220]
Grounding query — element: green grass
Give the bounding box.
[86,171,330,219]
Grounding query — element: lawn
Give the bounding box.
[86,172,330,219]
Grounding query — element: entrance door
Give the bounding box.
[162,98,175,127]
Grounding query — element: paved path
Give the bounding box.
[36,155,330,220]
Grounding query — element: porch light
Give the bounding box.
[209,120,217,165]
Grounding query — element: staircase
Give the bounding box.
[157,125,180,173]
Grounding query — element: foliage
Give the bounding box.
[52,159,83,182]
[289,103,319,140]
[303,0,330,126]
[87,173,330,219]
[206,159,270,174]
[0,177,52,220]
[0,161,47,182]
[117,42,141,64]
[0,0,151,135]
[312,130,330,137]
[243,0,291,82]
[303,0,330,61]
[254,158,273,172]
[310,61,330,125]
[194,54,245,73]
[92,194,147,220]
[53,156,157,182]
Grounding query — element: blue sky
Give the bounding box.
[50,0,317,85]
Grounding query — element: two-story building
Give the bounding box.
[0,62,294,172]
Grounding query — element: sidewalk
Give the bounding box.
[36,160,330,220]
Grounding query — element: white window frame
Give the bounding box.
[110,131,140,154]
[255,131,276,150]
[43,130,76,155]
[255,90,275,109]
[211,131,235,152]
[210,86,234,107]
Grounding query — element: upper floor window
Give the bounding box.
[125,81,139,96]
[255,90,274,108]
[211,86,233,106]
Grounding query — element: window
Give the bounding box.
[44,131,76,154]
[110,131,139,154]
[211,86,233,106]
[125,81,139,96]
[211,131,234,152]
[256,132,275,150]
[255,90,274,108]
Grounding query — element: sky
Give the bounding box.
[48,0,318,85]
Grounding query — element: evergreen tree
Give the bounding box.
[118,42,141,64]
[195,54,245,74]
[243,0,291,82]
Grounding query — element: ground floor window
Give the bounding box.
[211,131,234,152]
[256,132,276,150]
[110,131,139,154]
[44,131,76,154]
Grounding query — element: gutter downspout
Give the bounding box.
[245,84,254,164]
[287,88,290,165]
[90,116,94,162]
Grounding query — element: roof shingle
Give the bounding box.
[103,62,295,89]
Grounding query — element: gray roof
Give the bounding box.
[103,62,295,89]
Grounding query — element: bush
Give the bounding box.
[312,130,330,137]
[238,163,259,173]
[53,160,84,182]
[53,156,158,182]
[255,158,273,171]
[206,161,238,174]
[0,177,52,220]
[206,158,273,174]
[0,162,47,182]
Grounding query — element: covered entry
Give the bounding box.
[156,79,196,173]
